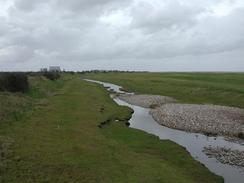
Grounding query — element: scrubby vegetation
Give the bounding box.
[0,71,62,94]
[0,72,29,93]
[0,73,64,124]
[41,72,61,81]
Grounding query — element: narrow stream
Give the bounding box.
[85,79,244,183]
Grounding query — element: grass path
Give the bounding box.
[0,75,223,182]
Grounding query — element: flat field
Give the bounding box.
[84,72,244,108]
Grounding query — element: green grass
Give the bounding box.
[0,74,223,182]
[83,72,244,108]
[0,92,32,123]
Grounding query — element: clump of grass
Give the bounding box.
[0,136,14,168]
[0,93,31,122]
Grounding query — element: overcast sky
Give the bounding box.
[0,0,244,71]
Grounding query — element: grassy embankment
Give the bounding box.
[84,72,244,108]
[0,74,223,182]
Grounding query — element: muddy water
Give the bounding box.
[85,79,244,183]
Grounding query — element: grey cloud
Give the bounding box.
[14,0,49,11]
[55,0,129,12]
[0,45,34,63]
[0,0,244,71]
[131,0,204,32]
[14,0,130,14]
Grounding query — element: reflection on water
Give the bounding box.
[85,79,244,183]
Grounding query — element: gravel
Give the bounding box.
[203,147,244,167]
[117,94,244,138]
[118,94,177,108]
[150,104,244,138]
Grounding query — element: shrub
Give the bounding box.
[64,71,75,75]
[42,72,60,81]
[0,72,29,93]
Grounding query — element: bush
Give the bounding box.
[42,72,61,81]
[0,72,29,93]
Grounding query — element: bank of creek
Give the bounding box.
[85,79,244,183]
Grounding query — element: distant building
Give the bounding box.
[49,66,61,72]
[40,68,48,72]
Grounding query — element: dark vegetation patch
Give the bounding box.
[119,87,130,93]
[0,71,62,94]
[238,132,244,139]
[41,72,61,81]
[0,73,29,93]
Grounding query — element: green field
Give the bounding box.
[0,74,223,182]
[84,72,244,108]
